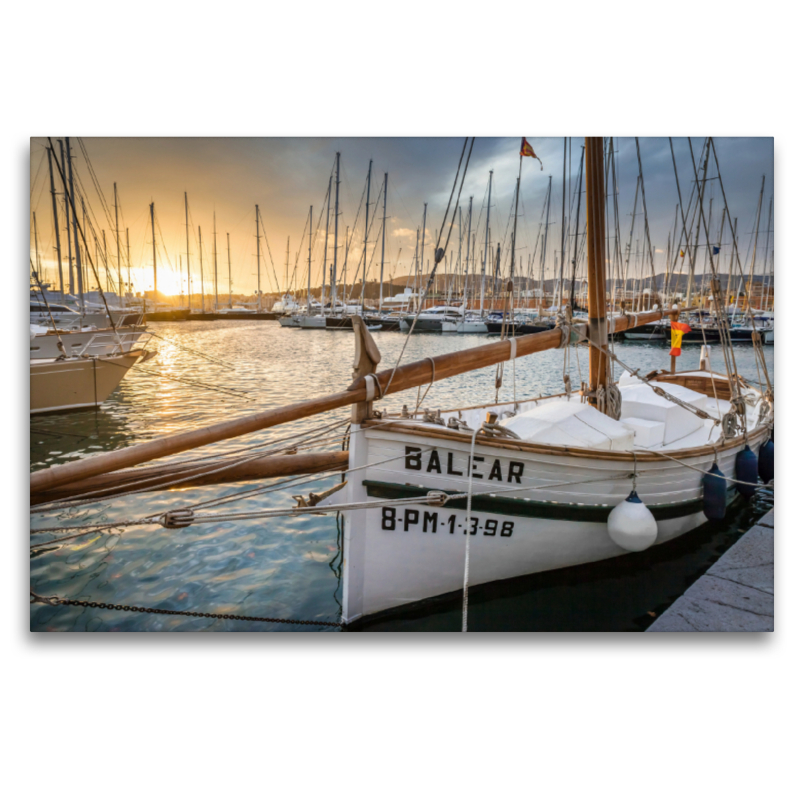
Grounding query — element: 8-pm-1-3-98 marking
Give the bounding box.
[381,507,514,537]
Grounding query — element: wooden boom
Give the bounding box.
[29,309,663,496]
[31,450,350,506]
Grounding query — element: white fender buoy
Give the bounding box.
[607,491,658,552]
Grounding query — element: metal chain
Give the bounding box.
[30,590,342,628]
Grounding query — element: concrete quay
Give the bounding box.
[647,508,774,632]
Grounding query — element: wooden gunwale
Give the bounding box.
[360,419,770,462]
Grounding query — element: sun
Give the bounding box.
[133,266,185,298]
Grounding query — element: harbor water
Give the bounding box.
[30,321,774,631]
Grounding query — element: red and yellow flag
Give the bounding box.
[669,321,692,356]
[520,137,543,170]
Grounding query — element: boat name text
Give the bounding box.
[404,446,524,483]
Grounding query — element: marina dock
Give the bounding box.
[647,508,774,632]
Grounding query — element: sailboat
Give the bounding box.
[29,137,774,630]
[335,138,773,625]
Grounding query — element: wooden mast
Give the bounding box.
[585,137,608,407]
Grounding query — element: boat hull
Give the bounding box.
[30,350,143,414]
[341,420,768,624]
[30,327,147,359]
[442,320,489,334]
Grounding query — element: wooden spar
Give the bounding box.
[29,307,663,496]
[31,451,350,506]
[585,137,608,407]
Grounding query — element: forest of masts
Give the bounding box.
[30,138,774,315]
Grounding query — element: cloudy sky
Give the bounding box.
[29,136,773,298]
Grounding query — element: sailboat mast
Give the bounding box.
[65,137,84,311]
[558,137,567,309]
[379,173,387,313]
[46,146,64,296]
[360,159,372,311]
[464,196,472,309]
[332,152,341,313]
[285,236,290,299]
[255,204,261,310]
[114,183,122,303]
[198,226,205,313]
[481,171,492,317]
[419,203,427,309]
[307,206,313,313]
[760,196,772,309]
[227,232,232,308]
[57,140,74,296]
[213,212,218,311]
[184,192,191,311]
[126,228,131,299]
[585,137,608,408]
[322,175,331,316]
[540,175,552,314]
[150,202,157,300]
[102,230,109,293]
[748,176,766,307]
[33,211,42,281]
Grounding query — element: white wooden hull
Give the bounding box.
[341,421,768,623]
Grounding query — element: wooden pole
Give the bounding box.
[585,137,608,405]
[31,450,350,506]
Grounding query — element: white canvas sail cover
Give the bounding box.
[500,400,635,451]
[619,383,707,445]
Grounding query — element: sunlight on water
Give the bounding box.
[30,321,774,632]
